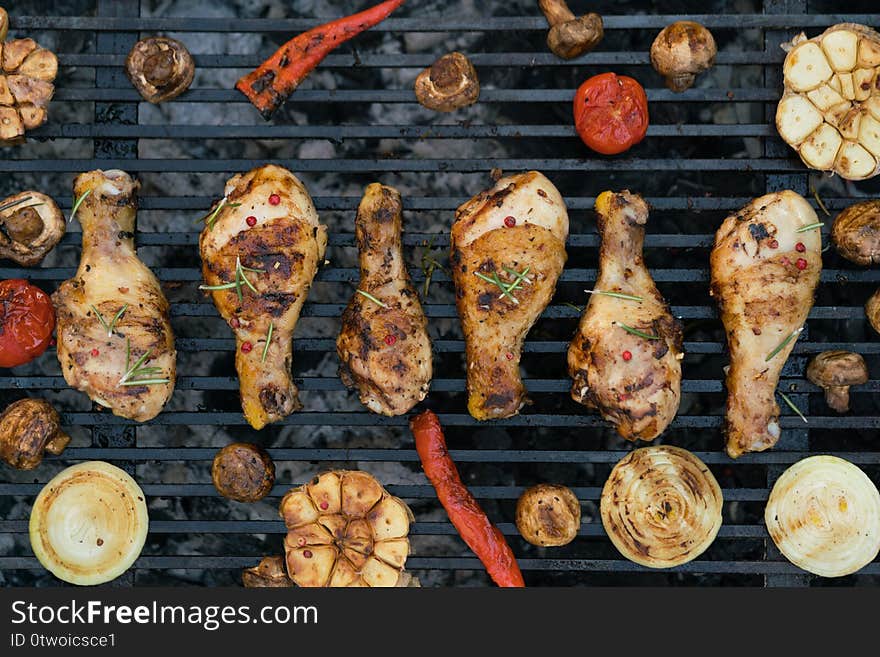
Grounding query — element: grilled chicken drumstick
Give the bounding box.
[451,171,568,420]
[567,191,683,441]
[336,184,432,415]
[199,165,327,430]
[53,170,176,422]
[710,191,822,458]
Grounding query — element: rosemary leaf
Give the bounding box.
[356,289,389,309]
[198,196,241,231]
[586,289,643,302]
[68,190,91,224]
[199,282,238,291]
[796,221,825,233]
[0,196,32,213]
[563,302,583,313]
[810,186,831,217]
[90,305,111,336]
[778,391,808,424]
[118,338,169,387]
[614,321,661,340]
[261,321,274,363]
[765,327,803,362]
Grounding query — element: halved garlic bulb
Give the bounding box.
[765,455,880,577]
[777,23,880,180]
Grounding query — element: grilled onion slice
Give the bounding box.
[765,455,880,577]
[29,461,149,585]
[601,446,723,568]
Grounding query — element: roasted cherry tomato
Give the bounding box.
[0,279,55,368]
[573,72,649,155]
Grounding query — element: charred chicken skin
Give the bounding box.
[53,170,176,422]
[336,184,432,415]
[199,165,327,430]
[451,171,568,420]
[567,191,683,441]
[710,191,822,458]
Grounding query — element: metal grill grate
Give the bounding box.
[1,0,879,587]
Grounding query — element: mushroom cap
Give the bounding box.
[0,8,8,42]
[0,191,65,266]
[650,21,717,88]
[807,350,869,387]
[515,483,580,547]
[869,289,880,334]
[211,442,275,503]
[832,200,880,266]
[414,51,480,112]
[547,13,604,60]
[125,37,194,103]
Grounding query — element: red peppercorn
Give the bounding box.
[768,239,779,249]
[503,216,516,228]
[297,536,307,547]
[246,215,257,227]
[795,242,806,252]
[505,352,514,360]
[268,194,281,206]
[319,501,329,510]
[796,258,808,270]
[90,348,99,357]
[384,334,397,346]
[781,256,791,266]
[303,550,313,559]
[241,341,253,353]
[229,317,240,329]
[622,350,632,361]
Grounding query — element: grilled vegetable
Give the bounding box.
[29,461,149,585]
[281,470,413,587]
[776,23,880,180]
[573,72,649,155]
[806,351,868,413]
[766,455,880,577]
[650,21,717,92]
[125,37,194,103]
[0,191,64,266]
[411,410,525,587]
[600,446,723,568]
[0,279,54,368]
[212,442,275,502]
[537,0,603,60]
[414,52,480,112]
[515,484,580,547]
[242,556,295,588]
[0,398,68,470]
[0,26,57,145]
[831,199,880,265]
[867,288,880,334]
[236,0,406,119]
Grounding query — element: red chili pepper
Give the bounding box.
[0,280,55,368]
[410,410,525,588]
[236,0,407,119]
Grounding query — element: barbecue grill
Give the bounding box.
[1,0,879,587]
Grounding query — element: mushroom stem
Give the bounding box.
[825,386,850,414]
[538,0,575,25]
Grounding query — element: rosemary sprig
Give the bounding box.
[614,321,661,340]
[261,321,274,363]
[356,289,389,309]
[68,190,91,224]
[765,327,803,362]
[199,257,264,301]
[810,185,831,217]
[586,289,643,302]
[474,266,532,305]
[197,196,242,231]
[563,302,583,313]
[90,303,128,338]
[796,221,824,233]
[778,391,808,424]
[118,338,170,387]
[420,235,447,298]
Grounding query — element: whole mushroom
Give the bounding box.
[867,289,880,334]
[242,556,294,588]
[537,0,603,60]
[125,36,194,103]
[0,191,65,266]
[832,200,880,266]
[806,351,868,413]
[0,398,69,470]
[211,442,275,502]
[650,21,717,92]
[515,483,581,547]
[0,7,8,42]
[414,52,479,112]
